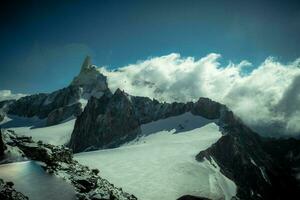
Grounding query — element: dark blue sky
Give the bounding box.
[1,0,300,94]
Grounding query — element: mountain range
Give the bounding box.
[1,56,300,200]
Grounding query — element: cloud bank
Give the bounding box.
[98,53,300,137]
[0,90,26,101]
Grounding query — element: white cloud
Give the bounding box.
[98,53,300,137]
[0,90,26,101]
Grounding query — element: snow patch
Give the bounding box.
[1,115,75,146]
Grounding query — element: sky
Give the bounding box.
[1,0,300,94]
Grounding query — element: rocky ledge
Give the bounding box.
[1,130,137,200]
[0,179,28,200]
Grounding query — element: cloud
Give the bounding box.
[98,53,300,137]
[0,90,26,101]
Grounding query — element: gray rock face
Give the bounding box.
[8,86,82,119]
[70,56,109,99]
[0,100,16,122]
[0,112,4,123]
[131,96,192,124]
[0,129,6,157]
[1,131,136,200]
[0,179,28,200]
[196,112,300,200]
[46,102,82,126]
[69,89,141,153]
[191,97,223,119]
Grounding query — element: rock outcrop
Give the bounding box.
[0,179,28,200]
[0,100,15,122]
[46,102,82,126]
[69,89,141,152]
[1,131,137,200]
[8,86,82,119]
[0,112,4,123]
[70,56,109,99]
[196,111,300,200]
[0,129,6,157]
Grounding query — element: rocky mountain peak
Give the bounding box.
[71,56,109,98]
[80,56,92,73]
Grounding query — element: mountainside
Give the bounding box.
[0,56,109,127]
[1,57,300,200]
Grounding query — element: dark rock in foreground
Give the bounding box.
[1,130,137,200]
[0,178,28,200]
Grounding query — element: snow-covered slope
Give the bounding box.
[75,112,237,200]
[0,115,75,146]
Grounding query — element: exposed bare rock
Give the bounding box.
[69,89,141,153]
[0,129,6,157]
[0,112,4,123]
[71,56,109,99]
[191,97,223,119]
[0,179,28,200]
[69,90,227,153]
[0,131,136,200]
[46,102,83,126]
[196,115,300,200]
[7,86,81,119]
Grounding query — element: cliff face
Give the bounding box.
[70,56,109,99]
[69,89,141,152]
[0,130,6,157]
[196,114,300,200]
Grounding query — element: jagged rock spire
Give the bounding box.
[80,56,92,73]
[71,56,109,99]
